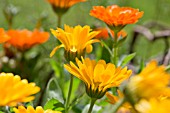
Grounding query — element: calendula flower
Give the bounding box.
[90,5,143,30]
[64,57,132,99]
[14,106,61,113]
[95,28,127,39]
[7,29,49,51]
[0,73,40,106]
[0,28,10,43]
[47,0,85,9]
[135,98,170,113]
[106,91,132,113]
[126,60,170,101]
[50,25,100,61]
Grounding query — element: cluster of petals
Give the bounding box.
[127,60,170,99]
[0,73,40,106]
[90,5,144,26]
[50,25,100,57]
[47,0,85,8]
[95,27,127,39]
[14,106,61,113]
[135,98,170,113]
[7,29,49,50]
[64,57,132,93]
[0,28,10,43]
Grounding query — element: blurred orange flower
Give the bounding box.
[0,28,10,43]
[47,0,85,8]
[90,5,144,27]
[7,29,49,50]
[95,28,127,39]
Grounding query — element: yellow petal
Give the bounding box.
[50,44,64,57]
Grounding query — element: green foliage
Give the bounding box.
[44,98,65,112]
[44,77,64,104]
[120,53,136,67]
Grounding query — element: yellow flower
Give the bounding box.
[64,57,132,98]
[135,98,170,113]
[126,60,170,100]
[50,25,100,61]
[0,73,40,106]
[47,0,85,9]
[106,91,132,113]
[14,106,61,113]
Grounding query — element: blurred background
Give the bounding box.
[1,0,170,64]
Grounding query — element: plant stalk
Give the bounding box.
[88,98,97,113]
[65,74,74,113]
[112,97,126,113]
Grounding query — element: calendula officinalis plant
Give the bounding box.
[0,0,170,113]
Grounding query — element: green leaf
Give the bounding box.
[120,53,136,67]
[117,36,126,46]
[50,59,62,77]
[137,60,145,74]
[101,40,112,57]
[44,98,64,112]
[166,65,170,72]
[45,77,64,104]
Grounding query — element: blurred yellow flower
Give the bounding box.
[135,98,170,113]
[50,25,100,61]
[0,73,40,106]
[106,91,132,113]
[126,60,170,100]
[47,0,85,8]
[0,28,10,43]
[14,106,61,113]
[64,57,132,98]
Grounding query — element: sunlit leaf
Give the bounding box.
[120,53,136,67]
[44,98,64,112]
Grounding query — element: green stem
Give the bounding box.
[57,14,62,28]
[112,31,119,67]
[112,97,126,113]
[65,74,74,113]
[88,98,97,113]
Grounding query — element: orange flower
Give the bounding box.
[7,29,49,50]
[95,28,127,39]
[90,5,144,27]
[47,0,85,8]
[0,28,10,43]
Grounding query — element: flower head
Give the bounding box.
[90,5,143,28]
[64,57,132,98]
[126,60,170,100]
[135,98,170,113]
[50,25,100,61]
[14,106,61,113]
[7,29,49,51]
[0,28,10,43]
[0,73,40,106]
[47,0,85,8]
